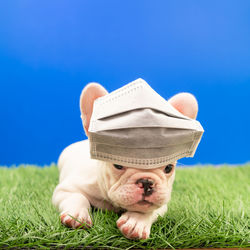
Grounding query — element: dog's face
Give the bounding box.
[101,162,175,213]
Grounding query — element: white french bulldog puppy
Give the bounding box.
[52,83,198,239]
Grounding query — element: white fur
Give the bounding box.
[52,139,175,239]
[52,82,198,239]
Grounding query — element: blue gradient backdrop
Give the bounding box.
[0,1,249,166]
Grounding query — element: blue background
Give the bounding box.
[0,1,249,166]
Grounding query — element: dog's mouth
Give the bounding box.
[137,200,153,206]
[122,198,155,212]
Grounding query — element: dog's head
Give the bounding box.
[80,82,198,213]
[99,161,176,212]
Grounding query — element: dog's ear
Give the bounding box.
[168,93,198,119]
[80,83,108,136]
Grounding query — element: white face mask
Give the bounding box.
[88,78,204,169]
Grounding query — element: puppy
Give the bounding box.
[52,83,198,239]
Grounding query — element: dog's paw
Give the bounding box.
[60,209,92,229]
[116,212,152,239]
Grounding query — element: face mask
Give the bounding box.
[88,78,204,169]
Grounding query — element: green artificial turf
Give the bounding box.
[0,164,249,249]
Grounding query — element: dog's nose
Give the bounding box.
[136,178,154,196]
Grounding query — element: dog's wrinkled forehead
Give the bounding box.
[88,78,204,169]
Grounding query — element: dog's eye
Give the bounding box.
[113,164,123,170]
[164,164,173,174]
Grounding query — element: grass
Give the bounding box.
[0,164,249,249]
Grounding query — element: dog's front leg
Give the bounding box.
[116,205,168,239]
[52,184,92,229]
